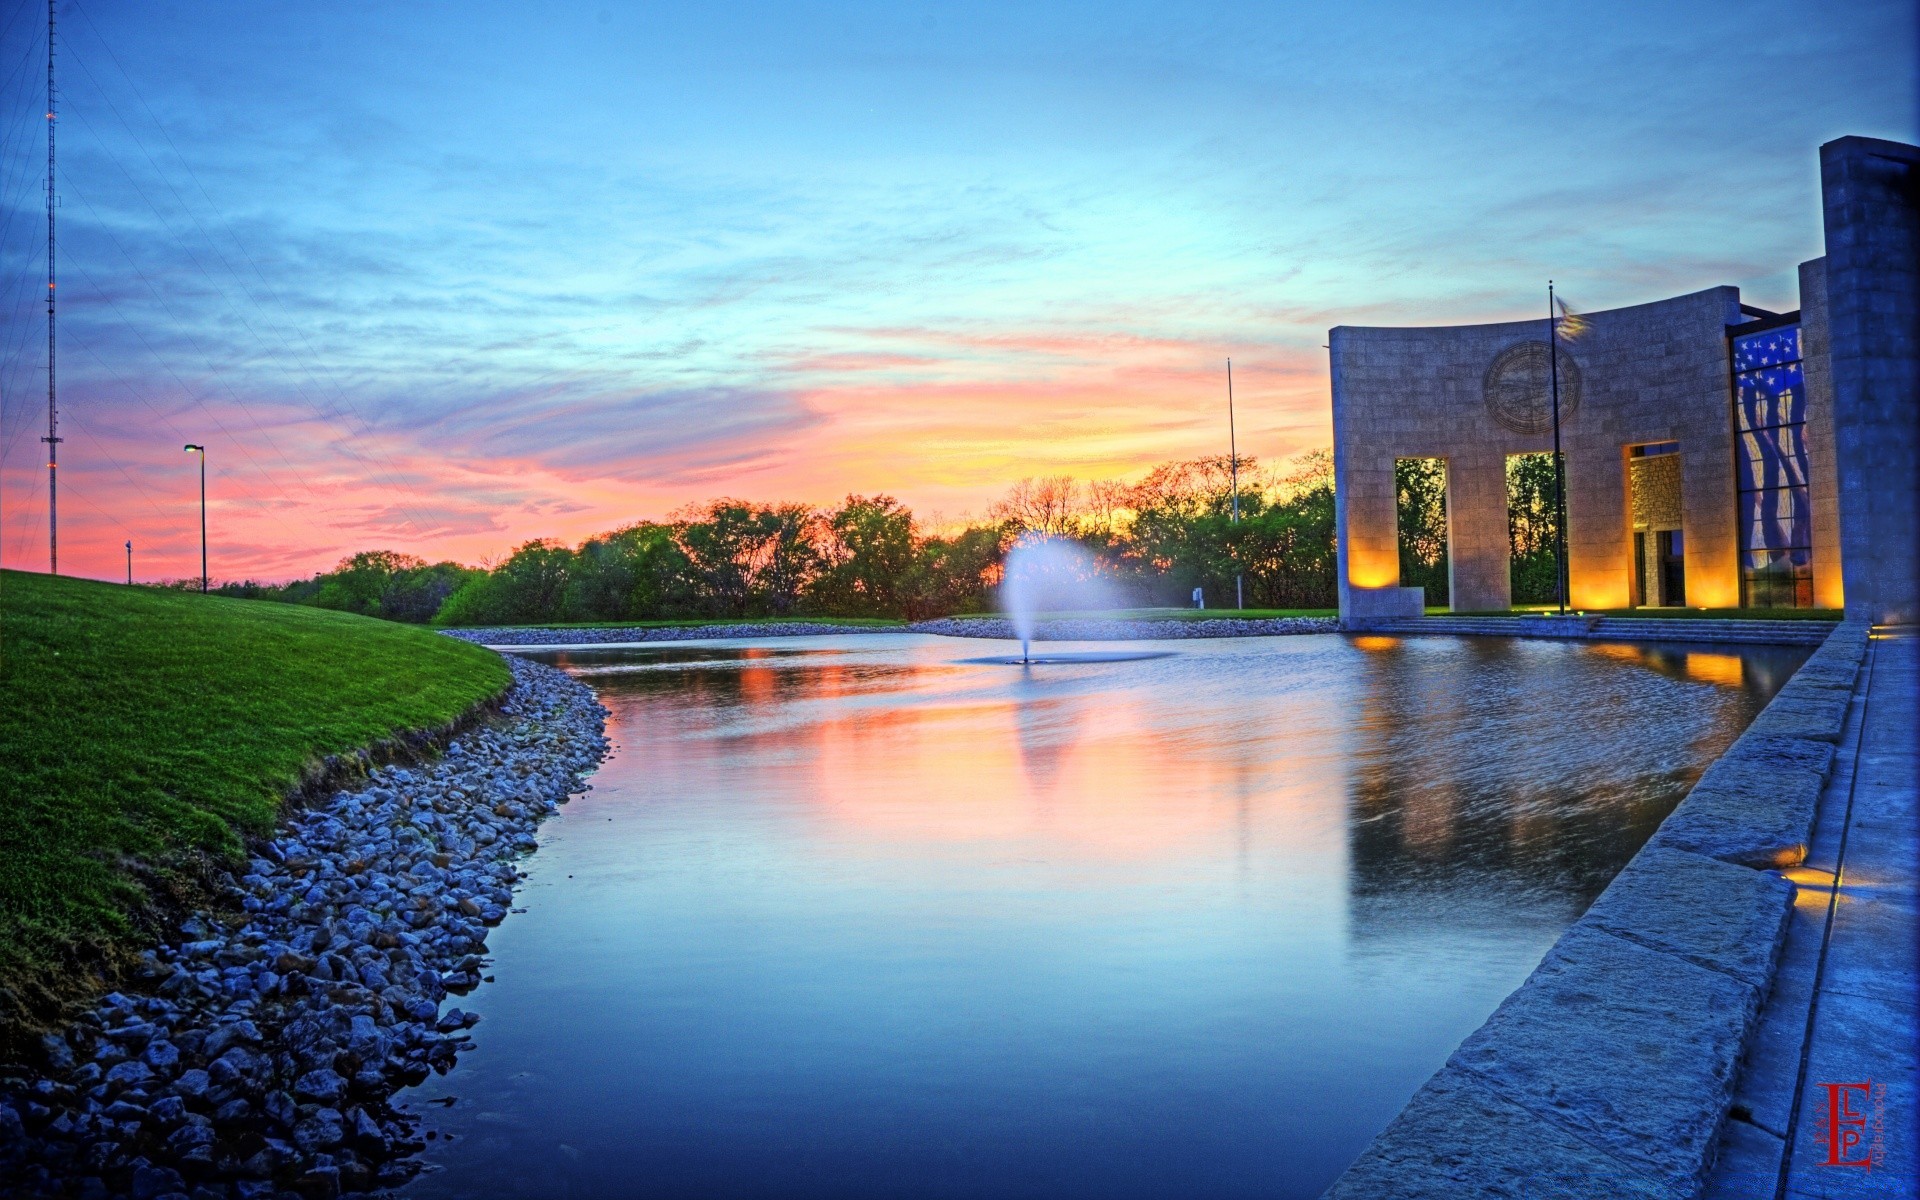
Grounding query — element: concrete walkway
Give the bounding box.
[1707,627,1919,1199]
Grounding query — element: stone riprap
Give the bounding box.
[909,616,1337,640]
[443,623,894,646]
[0,656,608,1200]
[1325,621,1871,1198]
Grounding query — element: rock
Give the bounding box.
[105,1061,154,1090]
[171,1069,210,1100]
[144,1040,181,1072]
[166,1121,216,1156]
[294,1108,345,1152]
[202,1021,261,1060]
[40,1033,76,1072]
[349,1107,387,1151]
[294,1069,347,1106]
[131,1163,188,1200]
[262,1089,298,1129]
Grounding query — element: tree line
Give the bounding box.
[187,450,1341,625]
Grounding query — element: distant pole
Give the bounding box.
[185,444,207,591]
[42,0,60,575]
[1228,358,1243,611]
[125,540,132,585]
[1547,282,1568,614]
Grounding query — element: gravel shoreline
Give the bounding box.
[448,616,1339,646]
[442,623,893,646]
[907,616,1338,640]
[0,656,609,1199]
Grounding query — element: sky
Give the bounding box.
[0,0,1913,583]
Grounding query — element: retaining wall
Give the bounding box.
[1352,614,1837,646]
[1322,620,1872,1199]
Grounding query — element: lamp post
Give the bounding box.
[125,540,132,585]
[183,444,206,592]
[1228,358,1243,611]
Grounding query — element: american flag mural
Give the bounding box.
[1731,324,1813,606]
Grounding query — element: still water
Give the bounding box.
[401,632,1806,1200]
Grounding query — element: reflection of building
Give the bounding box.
[1333,136,1918,624]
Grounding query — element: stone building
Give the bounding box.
[1332,136,1917,626]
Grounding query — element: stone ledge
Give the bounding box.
[1321,621,1872,1199]
[1444,926,1762,1195]
[1647,762,1824,869]
[1322,1066,1667,1200]
[1580,846,1794,988]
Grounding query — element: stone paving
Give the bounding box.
[1706,626,1919,1200]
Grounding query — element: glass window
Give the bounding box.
[1736,364,1807,431]
[1730,321,1813,608]
[1732,325,1801,371]
[1737,425,1810,491]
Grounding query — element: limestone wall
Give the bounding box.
[1798,259,1847,610]
[1332,288,1749,621]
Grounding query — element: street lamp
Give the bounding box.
[183,444,206,593]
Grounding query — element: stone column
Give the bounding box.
[1822,136,1920,624]
[1446,448,1511,612]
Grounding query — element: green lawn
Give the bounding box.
[449,615,908,630]
[0,570,509,1027]
[1437,606,1841,621]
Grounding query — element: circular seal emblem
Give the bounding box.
[1483,341,1581,435]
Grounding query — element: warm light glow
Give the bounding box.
[1346,546,1400,590]
[1683,652,1744,687]
[1351,635,1400,652]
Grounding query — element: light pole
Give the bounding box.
[125,540,132,585]
[184,444,206,592]
[1228,358,1243,611]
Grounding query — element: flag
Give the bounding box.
[1554,295,1589,340]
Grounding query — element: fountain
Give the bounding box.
[980,534,1171,666]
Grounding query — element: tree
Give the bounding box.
[989,477,1081,536]
[675,501,762,616]
[434,540,576,625]
[906,526,1003,618]
[568,523,695,621]
[753,503,821,616]
[1395,458,1449,607]
[1507,452,1563,605]
[812,495,917,617]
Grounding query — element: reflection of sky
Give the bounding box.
[396,633,1803,1199]
[0,1,1911,580]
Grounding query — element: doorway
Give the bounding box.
[1658,530,1687,606]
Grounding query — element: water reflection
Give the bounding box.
[400,633,1805,1200]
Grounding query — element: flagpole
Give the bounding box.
[1547,282,1568,614]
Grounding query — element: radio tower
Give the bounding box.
[42,0,61,575]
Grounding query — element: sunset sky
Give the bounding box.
[0,0,1911,582]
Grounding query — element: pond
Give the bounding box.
[399,631,1806,1199]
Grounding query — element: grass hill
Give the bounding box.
[0,569,509,1030]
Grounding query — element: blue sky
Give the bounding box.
[0,0,1911,579]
